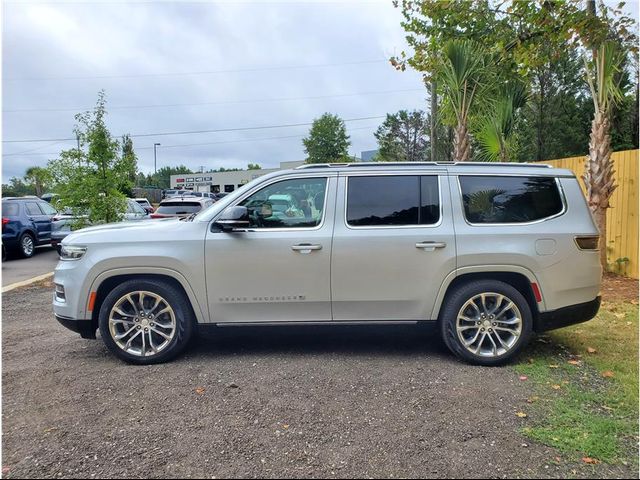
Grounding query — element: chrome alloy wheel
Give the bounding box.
[108,291,176,357]
[456,292,522,358]
[21,235,34,256]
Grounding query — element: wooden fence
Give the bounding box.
[540,149,639,279]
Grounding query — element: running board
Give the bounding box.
[213,320,429,327]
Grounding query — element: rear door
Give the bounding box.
[331,172,456,321]
[25,202,51,242]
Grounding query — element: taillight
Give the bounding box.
[2,218,9,225]
[575,236,599,250]
[150,214,162,219]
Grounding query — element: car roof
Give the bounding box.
[290,162,575,177]
[3,196,43,201]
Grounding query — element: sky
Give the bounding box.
[1,0,428,180]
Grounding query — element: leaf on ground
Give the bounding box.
[519,375,528,381]
[551,384,562,390]
[587,347,597,354]
[515,411,528,418]
[601,370,615,378]
[195,387,206,395]
[567,359,581,365]
[582,457,601,464]
[548,364,559,369]
[526,396,540,403]
[614,312,625,319]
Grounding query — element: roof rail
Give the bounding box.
[296,161,552,169]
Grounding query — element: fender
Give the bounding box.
[430,264,546,319]
[86,266,208,324]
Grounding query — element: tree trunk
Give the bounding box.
[453,121,471,162]
[583,111,617,271]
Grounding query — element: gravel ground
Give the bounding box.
[2,284,635,479]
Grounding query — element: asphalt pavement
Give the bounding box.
[1,246,59,287]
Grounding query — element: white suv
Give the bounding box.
[53,162,601,365]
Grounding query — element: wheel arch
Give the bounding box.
[87,269,207,328]
[431,266,544,321]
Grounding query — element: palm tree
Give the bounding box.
[583,41,625,270]
[24,166,51,197]
[475,82,528,162]
[439,40,488,162]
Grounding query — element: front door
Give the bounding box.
[25,202,51,243]
[331,173,456,321]
[205,174,336,323]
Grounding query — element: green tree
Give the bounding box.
[374,110,429,162]
[302,113,351,164]
[119,134,138,196]
[150,165,192,190]
[47,91,128,226]
[24,166,51,197]
[2,177,36,197]
[247,163,262,170]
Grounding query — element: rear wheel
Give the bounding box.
[98,279,195,364]
[440,280,532,366]
[19,233,35,258]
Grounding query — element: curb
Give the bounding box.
[2,272,54,293]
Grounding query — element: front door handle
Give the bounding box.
[416,241,446,251]
[291,243,322,253]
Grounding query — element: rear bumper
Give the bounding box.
[535,296,601,332]
[55,314,96,339]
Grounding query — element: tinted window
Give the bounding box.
[459,176,563,223]
[156,202,202,215]
[239,177,327,229]
[38,202,57,215]
[2,203,19,216]
[25,202,43,215]
[347,176,440,227]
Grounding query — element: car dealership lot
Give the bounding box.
[4,284,634,479]
[2,247,58,287]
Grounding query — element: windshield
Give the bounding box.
[156,202,202,215]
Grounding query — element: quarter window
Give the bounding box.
[346,175,440,227]
[239,177,327,229]
[459,176,563,224]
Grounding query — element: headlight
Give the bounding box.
[60,245,87,260]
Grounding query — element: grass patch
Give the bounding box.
[516,300,639,465]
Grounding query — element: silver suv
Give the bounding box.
[53,162,601,365]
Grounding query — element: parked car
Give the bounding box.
[51,199,149,253]
[161,189,189,200]
[2,196,57,257]
[40,193,58,204]
[134,198,155,214]
[150,196,213,219]
[53,162,601,365]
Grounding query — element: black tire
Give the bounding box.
[19,232,35,258]
[98,278,195,364]
[439,279,533,366]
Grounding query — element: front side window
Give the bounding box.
[25,202,43,216]
[459,176,563,224]
[346,175,440,227]
[38,202,57,215]
[238,177,327,229]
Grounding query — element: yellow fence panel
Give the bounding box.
[539,150,639,279]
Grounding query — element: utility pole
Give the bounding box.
[430,79,437,162]
[153,143,161,173]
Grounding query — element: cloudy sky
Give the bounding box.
[2,0,428,180]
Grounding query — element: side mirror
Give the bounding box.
[215,206,250,231]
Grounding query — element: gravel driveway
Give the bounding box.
[1,283,630,478]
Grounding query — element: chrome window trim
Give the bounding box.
[343,173,444,230]
[456,174,567,227]
[211,173,334,233]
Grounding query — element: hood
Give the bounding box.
[62,217,183,244]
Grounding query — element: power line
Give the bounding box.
[2,115,385,144]
[3,88,423,113]
[2,124,380,156]
[5,59,388,82]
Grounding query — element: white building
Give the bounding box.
[170,161,304,193]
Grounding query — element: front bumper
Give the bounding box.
[55,314,96,339]
[535,296,601,332]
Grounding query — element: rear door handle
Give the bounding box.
[416,241,446,251]
[291,243,322,253]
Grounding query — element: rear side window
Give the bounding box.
[25,202,43,215]
[2,203,19,216]
[156,202,202,215]
[459,176,563,224]
[347,175,440,227]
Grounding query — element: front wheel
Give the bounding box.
[98,279,195,364]
[440,280,533,366]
